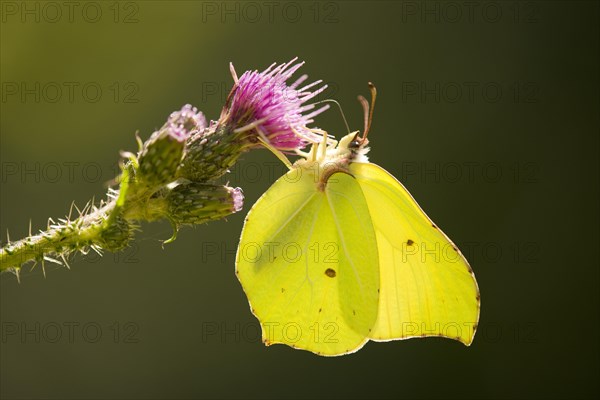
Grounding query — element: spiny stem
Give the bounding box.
[0,201,117,273]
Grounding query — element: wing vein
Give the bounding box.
[326,191,364,293]
[263,192,318,244]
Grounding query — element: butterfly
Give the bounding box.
[235,84,480,356]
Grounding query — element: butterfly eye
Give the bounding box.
[348,140,361,149]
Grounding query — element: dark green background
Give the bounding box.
[1,1,598,399]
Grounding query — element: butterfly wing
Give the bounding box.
[236,169,380,356]
[350,162,480,345]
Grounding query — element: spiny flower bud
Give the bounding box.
[167,182,243,225]
[177,123,250,182]
[138,105,206,186]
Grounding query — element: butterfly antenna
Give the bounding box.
[357,82,377,141]
[310,99,351,134]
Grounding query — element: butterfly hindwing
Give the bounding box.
[350,162,480,345]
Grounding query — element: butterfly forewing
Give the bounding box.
[236,168,380,355]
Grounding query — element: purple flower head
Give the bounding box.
[166,104,207,142]
[221,58,330,151]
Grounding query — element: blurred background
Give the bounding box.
[1,1,598,399]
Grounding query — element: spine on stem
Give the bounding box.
[0,199,132,277]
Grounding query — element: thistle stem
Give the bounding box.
[0,201,116,273]
[0,169,239,274]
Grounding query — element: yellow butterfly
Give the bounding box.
[236,84,480,356]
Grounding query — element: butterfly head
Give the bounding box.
[336,131,370,163]
[293,83,376,188]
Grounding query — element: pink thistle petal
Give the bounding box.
[167,104,207,142]
[221,59,329,151]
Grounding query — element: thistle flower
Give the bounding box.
[220,57,330,151]
[167,104,208,139]
[138,104,206,186]
[178,59,330,183]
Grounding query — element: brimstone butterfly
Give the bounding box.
[236,84,480,356]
